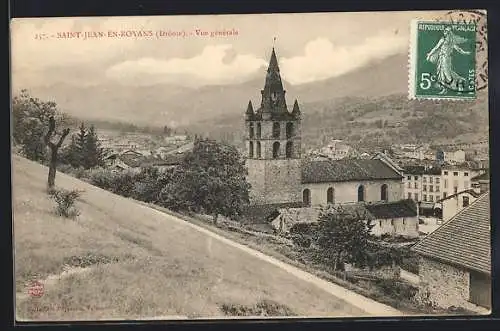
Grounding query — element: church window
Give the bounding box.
[381,184,388,201]
[248,141,254,158]
[303,189,311,206]
[272,122,281,139]
[358,185,365,202]
[249,123,254,138]
[273,141,280,158]
[327,187,334,204]
[256,141,261,158]
[286,141,293,158]
[286,122,294,139]
[256,122,262,138]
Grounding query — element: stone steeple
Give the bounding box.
[260,47,287,114]
[291,99,301,118]
[244,46,303,206]
[245,100,254,119]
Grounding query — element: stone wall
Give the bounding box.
[247,159,302,205]
[416,256,481,311]
[303,179,404,206]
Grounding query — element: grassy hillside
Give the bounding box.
[13,155,367,321]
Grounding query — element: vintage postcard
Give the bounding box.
[10,10,490,322]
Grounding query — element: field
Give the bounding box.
[13,155,375,321]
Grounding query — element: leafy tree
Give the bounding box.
[314,206,374,271]
[132,166,174,203]
[160,138,250,224]
[12,90,63,162]
[20,117,47,161]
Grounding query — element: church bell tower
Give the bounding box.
[245,47,302,205]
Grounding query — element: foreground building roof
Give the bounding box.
[411,192,491,274]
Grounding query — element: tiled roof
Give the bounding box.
[437,189,481,203]
[365,199,417,219]
[472,171,490,181]
[242,202,305,223]
[302,159,402,184]
[411,192,491,274]
[140,154,185,167]
[316,200,417,220]
[120,157,144,168]
[402,165,441,175]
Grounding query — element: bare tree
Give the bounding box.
[44,116,70,190]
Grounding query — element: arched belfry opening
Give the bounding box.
[273,122,281,139]
[273,141,280,158]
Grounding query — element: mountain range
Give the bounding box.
[18,53,408,126]
[15,52,489,150]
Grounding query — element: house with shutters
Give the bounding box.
[243,47,404,212]
[411,192,491,312]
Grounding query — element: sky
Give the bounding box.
[11,11,451,90]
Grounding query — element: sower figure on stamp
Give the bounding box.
[426,26,472,95]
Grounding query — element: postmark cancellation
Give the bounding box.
[409,20,477,100]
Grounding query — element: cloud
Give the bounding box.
[105,44,267,87]
[279,31,408,85]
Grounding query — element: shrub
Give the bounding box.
[49,188,83,218]
[399,254,419,274]
[57,163,74,174]
[88,167,137,197]
[73,166,87,179]
[375,278,418,301]
[220,300,295,317]
[63,253,120,268]
[289,222,316,236]
[290,234,312,248]
[87,167,116,190]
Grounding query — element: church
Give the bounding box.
[244,47,405,210]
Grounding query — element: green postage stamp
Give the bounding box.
[409,20,477,100]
